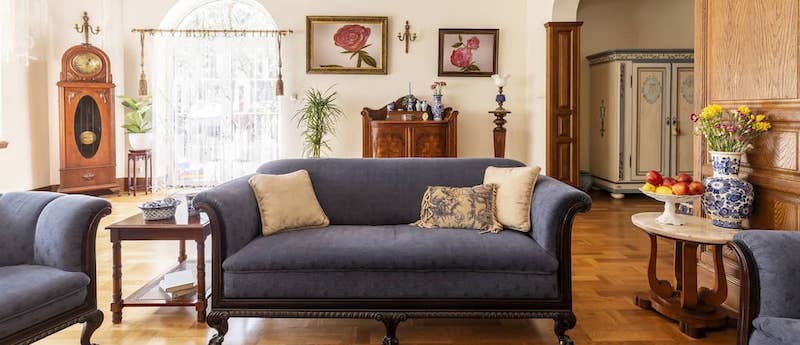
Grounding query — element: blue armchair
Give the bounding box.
[0,192,111,345]
[731,231,800,345]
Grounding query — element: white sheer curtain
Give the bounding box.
[151,0,279,189]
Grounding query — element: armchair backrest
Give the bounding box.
[0,192,62,266]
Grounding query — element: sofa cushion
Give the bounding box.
[412,184,503,233]
[256,158,526,225]
[484,166,540,232]
[224,225,558,273]
[249,170,329,236]
[752,317,800,345]
[0,265,89,338]
[0,192,62,266]
[222,225,559,299]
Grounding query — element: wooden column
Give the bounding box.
[545,22,582,186]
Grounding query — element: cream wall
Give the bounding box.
[576,0,694,170]
[2,0,567,191]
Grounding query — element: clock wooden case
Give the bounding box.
[57,44,119,194]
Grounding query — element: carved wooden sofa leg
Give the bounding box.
[207,311,230,345]
[377,314,407,345]
[80,309,104,345]
[553,312,576,345]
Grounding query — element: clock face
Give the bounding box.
[71,53,102,75]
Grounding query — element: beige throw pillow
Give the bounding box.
[249,170,329,236]
[412,184,503,233]
[483,166,541,232]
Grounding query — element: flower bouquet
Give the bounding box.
[691,104,771,228]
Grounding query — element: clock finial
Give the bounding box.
[73,11,101,45]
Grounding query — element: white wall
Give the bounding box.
[577,0,694,170]
[2,0,567,191]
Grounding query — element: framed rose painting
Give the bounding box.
[438,29,499,77]
[306,16,388,75]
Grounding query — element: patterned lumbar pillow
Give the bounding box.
[483,166,541,232]
[412,184,503,233]
[249,169,329,236]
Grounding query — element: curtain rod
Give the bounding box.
[131,28,293,37]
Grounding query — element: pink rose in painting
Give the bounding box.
[466,36,480,49]
[333,24,371,52]
[450,47,473,68]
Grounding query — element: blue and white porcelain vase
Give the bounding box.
[432,94,444,121]
[702,151,754,229]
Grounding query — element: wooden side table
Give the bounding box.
[127,149,152,196]
[631,212,738,338]
[106,203,210,323]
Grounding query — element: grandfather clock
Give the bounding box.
[57,12,119,194]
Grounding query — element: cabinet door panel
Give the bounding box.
[589,62,624,182]
[631,64,670,180]
[412,126,447,157]
[672,64,695,175]
[372,126,408,157]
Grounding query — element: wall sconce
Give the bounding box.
[397,20,417,54]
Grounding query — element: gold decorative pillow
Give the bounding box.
[249,170,329,236]
[412,184,503,233]
[483,166,540,232]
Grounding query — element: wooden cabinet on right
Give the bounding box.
[587,50,694,197]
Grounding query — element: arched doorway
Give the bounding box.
[152,0,280,189]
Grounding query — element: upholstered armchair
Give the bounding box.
[0,192,111,345]
[731,231,800,345]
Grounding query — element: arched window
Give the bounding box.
[152,0,279,188]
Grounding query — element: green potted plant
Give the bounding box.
[293,86,344,158]
[118,95,153,151]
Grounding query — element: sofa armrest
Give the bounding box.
[33,195,111,272]
[194,174,261,260]
[530,176,592,257]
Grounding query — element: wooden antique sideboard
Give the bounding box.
[361,96,458,158]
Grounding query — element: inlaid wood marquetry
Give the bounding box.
[38,192,735,345]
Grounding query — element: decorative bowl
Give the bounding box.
[139,198,182,221]
[639,188,702,226]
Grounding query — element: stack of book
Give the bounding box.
[159,270,196,299]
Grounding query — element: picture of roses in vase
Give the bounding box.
[450,36,481,72]
[438,29,498,77]
[334,24,377,68]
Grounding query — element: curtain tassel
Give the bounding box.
[275,34,284,96]
[138,31,148,96]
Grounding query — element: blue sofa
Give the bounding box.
[731,231,800,345]
[0,192,111,345]
[194,158,592,345]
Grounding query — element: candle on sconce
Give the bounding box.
[408,82,412,95]
[491,74,510,88]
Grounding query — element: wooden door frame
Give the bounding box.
[545,22,582,187]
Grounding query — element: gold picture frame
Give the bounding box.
[306,16,388,75]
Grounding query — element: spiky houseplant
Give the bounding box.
[293,87,344,158]
[118,95,153,150]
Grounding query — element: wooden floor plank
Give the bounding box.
[38,191,736,344]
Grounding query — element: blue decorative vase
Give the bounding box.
[432,94,444,121]
[702,151,754,229]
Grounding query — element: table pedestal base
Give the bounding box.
[634,291,728,338]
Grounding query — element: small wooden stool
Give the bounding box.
[127,150,152,196]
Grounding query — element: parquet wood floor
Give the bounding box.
[39,191,737,345]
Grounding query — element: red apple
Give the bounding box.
[676,173,693,184]
[688,181,705,195]
[662,177,677,188]
[672,182,689,195]
[646,170,663,186]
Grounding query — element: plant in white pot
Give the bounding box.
[118,95,153,151]
[293,86,344,158]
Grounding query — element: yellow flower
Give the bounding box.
[738,105,752,115]
[753,121,771,132]
[700,104,723,120]
[756,114,766,122]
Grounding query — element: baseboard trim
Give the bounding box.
[31,178,126,194]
